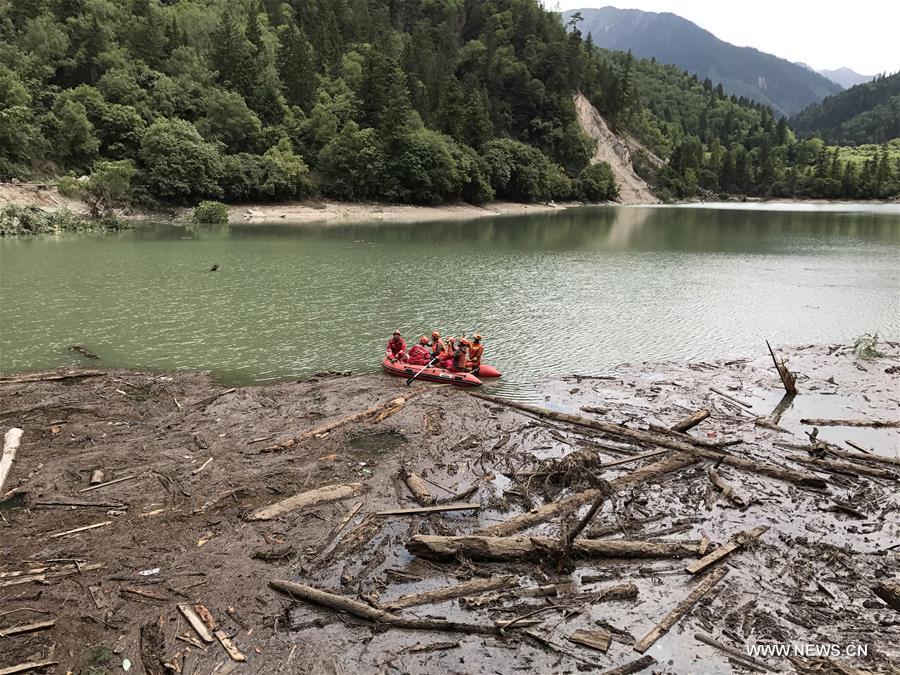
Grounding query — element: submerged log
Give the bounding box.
[407,535,700,562]
[269,580,495,634]
[248,483,364,521]
[801,417,900,428]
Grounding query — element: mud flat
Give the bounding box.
[0,343,898,674]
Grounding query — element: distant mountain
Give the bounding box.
[818,67,874,89]
[564,6,842,116]
[791,72,900,145]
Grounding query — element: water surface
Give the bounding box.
[1,204,898,397]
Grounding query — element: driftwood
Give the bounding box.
[670,409,710,432]
[767,341,797,396]
[0,562,104,588]
[800,418,899,428]
[707,466,745,506]
[0,659,61,675]
[692,448,828,489]
[786,455,897,480]
[694,633,775,672]
[178,604,214,643]
[262,391,424,452]
[469,393,724,453]
[461,583,563,608]
[685,526,768,574]
[33,500,125,508]
[400,468,435,505]
[377,502,480,516]
[600,655,657,675]
[407,535,700,562]
[776,441,900,467]
[568,628,612,652]
[477,451,698,537]
[49,520,112,538]
[248,483,364,521]
[269,580,496,634]
[0,427,23,494]
[597,449,670,469]
[383,574,520,610]
[79,474,137,493]
[0,619,56,637]
[873,581,900,611]
[215,630,246,661]
[710,387,753,409]
[0,369,105,384]
[634,567,729,653]
[754,418,789,433]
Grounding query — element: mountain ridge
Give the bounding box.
[565,6,842,116]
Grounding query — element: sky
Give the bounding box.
[548,1,899,74]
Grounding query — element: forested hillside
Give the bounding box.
[0,0,896,209]
[791,72,900,146]
[563,7,841,117]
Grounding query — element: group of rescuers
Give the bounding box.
[386,330,484,373]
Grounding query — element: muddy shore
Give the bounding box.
[1,344,898,674]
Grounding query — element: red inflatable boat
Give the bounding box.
[381,358,502,387]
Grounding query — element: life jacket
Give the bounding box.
[407,344,430,365]
[469,342,484,364]
[453,348,469,371]
[430,339,445,358]
[387,337,406,358]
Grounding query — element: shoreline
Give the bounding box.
[0,343,897,673]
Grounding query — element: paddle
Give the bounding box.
[406,355,439,386]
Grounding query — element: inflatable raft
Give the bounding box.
[381,357,501,387]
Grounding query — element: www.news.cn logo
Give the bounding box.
[747,642,869,658]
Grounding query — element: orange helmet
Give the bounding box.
[473,333,482,341]
[431,330,440,338]
[419,335,428,344]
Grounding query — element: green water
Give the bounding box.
[1,204,898,396]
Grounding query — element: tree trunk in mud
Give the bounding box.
[407,534,700,562]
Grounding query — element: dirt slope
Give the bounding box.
[574,93,660,205]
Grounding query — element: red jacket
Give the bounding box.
[386,337,406,360]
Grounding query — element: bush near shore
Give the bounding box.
[0,205,128,237]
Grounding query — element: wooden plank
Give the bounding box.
[0,620,56,638]
[710,387,753,408]
[600,655,656,675]
[0,660,60,675]
[0,428,23,495]
[377,502,480,516]
[568,629,612,653]
[685,527,768,574]
[79,475,136,493]
[248,483,364,521]
[178,604,215,643]
[633,567,728,653]
[49,520,113,538]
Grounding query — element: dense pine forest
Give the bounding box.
[0,0,897,210]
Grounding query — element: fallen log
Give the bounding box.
[0,369,105,384]
[670,409,710,433]
[0,619,56,638]
[776,441,900,467]
[376,502,480,516]
[694,632,775,672]
[248,483,364,521]
[407,535,700,562]
[469,393,723,453]
[685,526,768,574]
[634,567,729,653]
[800,418,899,428]
[786,455,897,481]
[0,427,23,495]
[461,583,562,608]
[693,449,828,490]
[873,581,900,611]
[400,468,436,505]
[601,655,656,675]
[383,574,520,610]
[477,451,698,537]
[0,659,61,675]
[269,580,495,634]
[261,391,424,452]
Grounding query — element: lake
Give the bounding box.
[1,203,898,397]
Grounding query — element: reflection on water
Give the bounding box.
[1,205,898,397]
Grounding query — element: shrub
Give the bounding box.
[191,200,229,224]
[853,333,882,360]
[220,141,312,202]
[577,162,619,202]
[387,129,461,204]
[317,122,386,200]
[482,138,564,202]
[0,205,126,236]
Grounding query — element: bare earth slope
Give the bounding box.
[575,93,660,205]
